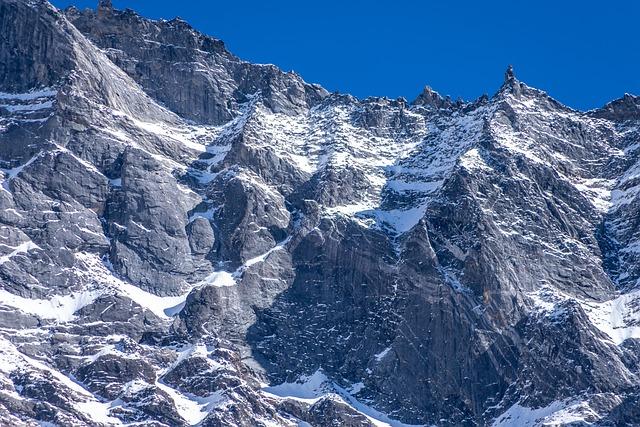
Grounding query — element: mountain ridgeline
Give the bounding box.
[0,0,639,426]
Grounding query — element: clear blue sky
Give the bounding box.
[52,0,640,111]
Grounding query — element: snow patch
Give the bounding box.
[0,241,41,264]
[459,148,492,171]
[374,347,392,362]
[581,289,640,345]
[375,204,428,234]
[264,369,423,427]
[0,288,102,322]
[200,270,236,288]
[155,381,223,425]
[0,101,53,112]
[529,286,640,346]
[0,88,57,100]
[115,280,192,319]
[0,337,122,425]
[129,117,220,153]
[386,179,443,193]
[264,369,331,402]
[571,177,614,213]
[492,399,591,426]
[242,236,291,269]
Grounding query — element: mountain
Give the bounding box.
[0,0,640,425]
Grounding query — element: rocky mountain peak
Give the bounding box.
[504,64,516,82]
[97,0,112,10]
[64,1,327,125]
[495,64,525,97]
[591,92,640,121]
[412,85,454,109]
[1,0,640,426]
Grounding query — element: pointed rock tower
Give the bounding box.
[97,0,113,15]
[505,64,516,82]
[498,64,523,96]
[413,86,454,110]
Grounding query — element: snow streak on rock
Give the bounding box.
[0,0,640,425]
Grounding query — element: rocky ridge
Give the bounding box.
[0,1,639,426]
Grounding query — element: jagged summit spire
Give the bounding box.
[496,64,523,97]
[504,64,515,82]
[97,0,113,11]
[413,85,454,110]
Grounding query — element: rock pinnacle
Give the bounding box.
[98,0,113,11]
[505,65,515,83]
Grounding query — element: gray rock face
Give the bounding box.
[76,353,157,399]
[106,147,201,295]
[209,168,290,265]
[413,86,456,110]
[0,0,74,91]
[0,0,640,426]
[65,3,328,125]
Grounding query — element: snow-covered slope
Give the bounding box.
[0,1,639,426]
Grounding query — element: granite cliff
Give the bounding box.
[0,1,639,425]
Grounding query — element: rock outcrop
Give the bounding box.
[0,1,639,426]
